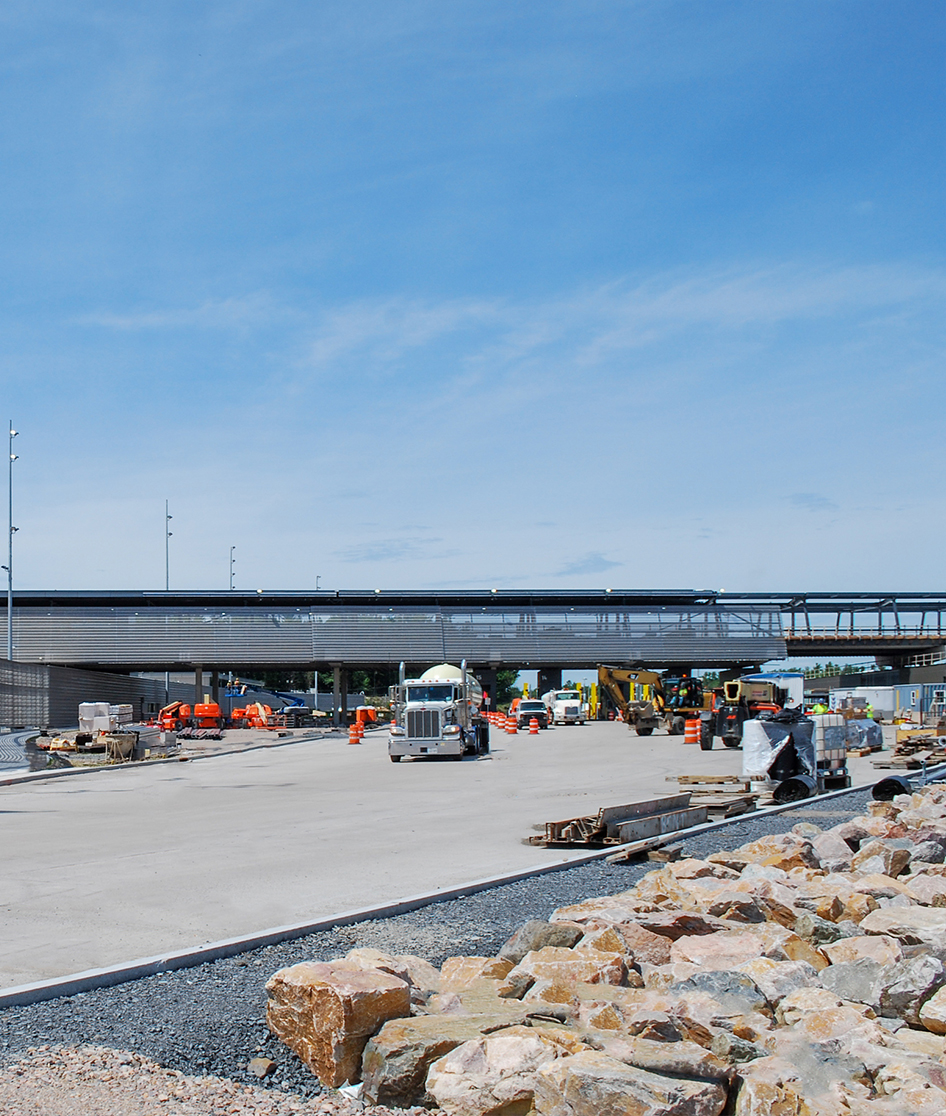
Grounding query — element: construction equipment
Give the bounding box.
[158,701,192,731]
[597,666,714,746]
[714,673,803,749]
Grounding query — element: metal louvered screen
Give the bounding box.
[407,709,440,739]
[1,603,787,668]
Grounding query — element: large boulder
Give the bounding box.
[821,934,903,967]
[589,1034,733,1084]
[612,922,673,965]
[918,986,946,1034]
[859,906,946,949]
[533,1049,728,1116]
[426,1025,568,1116]
[441,956,515,991]
[499,920,584,964]
[876,955,945,1025]
[818,958,884,1007]
[265,960,410,1087]
[361,1013,533,1107]
[737,958,819,1006]
[668,970,769,1018]
[630,911,735,940]
[811,831,853,873]
[498,947,626,999]
[907,874,946,906]
[851,839,912,878]
[731,1054,830,1116]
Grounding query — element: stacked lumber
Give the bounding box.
[667,774,763,817]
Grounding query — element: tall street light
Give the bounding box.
[165,500,172,591]
[229,546,236,591]
[7,423,17,662]
[164,499,172,703]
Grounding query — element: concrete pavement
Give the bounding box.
[0,720,887,988]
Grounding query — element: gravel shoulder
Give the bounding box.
[0,787,874,1112]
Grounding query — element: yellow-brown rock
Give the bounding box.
[498,946,626,997]
[822,934,903,967]
[440,956,514,991]
[427,1025,568,1116]
[918,986,946,1034]
[534,1049,728,1116]
[732,1055,817,1116]
[265,960,410,1087]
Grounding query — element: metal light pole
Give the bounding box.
[7,423,17,662]
[165,500,173,590]
[229,546,236,590]
[164,500,172,702]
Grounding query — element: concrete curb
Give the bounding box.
[5,766,942,1011]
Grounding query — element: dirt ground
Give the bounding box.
[0,1046,429,1116]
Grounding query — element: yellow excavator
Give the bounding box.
[597,666,715,748]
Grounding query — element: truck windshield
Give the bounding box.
[407,685,453,702]
[555,692,580,701]
[520,701,545,711]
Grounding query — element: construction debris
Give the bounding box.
[873,733,946,770]
[528,793,708,849]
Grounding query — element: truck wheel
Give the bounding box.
[636,727,654,736]
[390,755,401,762]
[670,718,685,735]
[723,737,741,749]
[700,728,713,751]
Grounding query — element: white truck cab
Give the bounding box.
[388,661,489,762]
[542,688,588,725]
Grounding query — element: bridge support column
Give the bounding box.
[477,668,497,711]
[332,666,341,727]
[340,669,349,725]
[193,664,203,706]
[211,671,219,705]
[538,669,562,695]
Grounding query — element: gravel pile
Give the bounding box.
[0,787,875,1107]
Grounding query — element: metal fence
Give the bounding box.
[0,660,174,729]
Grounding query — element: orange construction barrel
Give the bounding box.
[684,718,701,746]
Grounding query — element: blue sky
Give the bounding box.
[2,1,943,592]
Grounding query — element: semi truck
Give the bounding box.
[388,661,489,762]
[541,688,589,725]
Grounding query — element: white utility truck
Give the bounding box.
[541,688,589,725]
[388,661,489,762]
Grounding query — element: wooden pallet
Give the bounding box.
[666,775,760,816]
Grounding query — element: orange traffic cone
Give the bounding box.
[506,714,518,734]
[529,717,539,735]
[355,720,365,738]
[348,723,360,745]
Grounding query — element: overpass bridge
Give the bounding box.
[2,589,944,673]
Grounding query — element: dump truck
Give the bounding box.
[388,661,489,762]
[597,666,715,747]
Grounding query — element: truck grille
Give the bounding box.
[407,709,440,738]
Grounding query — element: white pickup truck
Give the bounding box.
[541,689,589,726]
